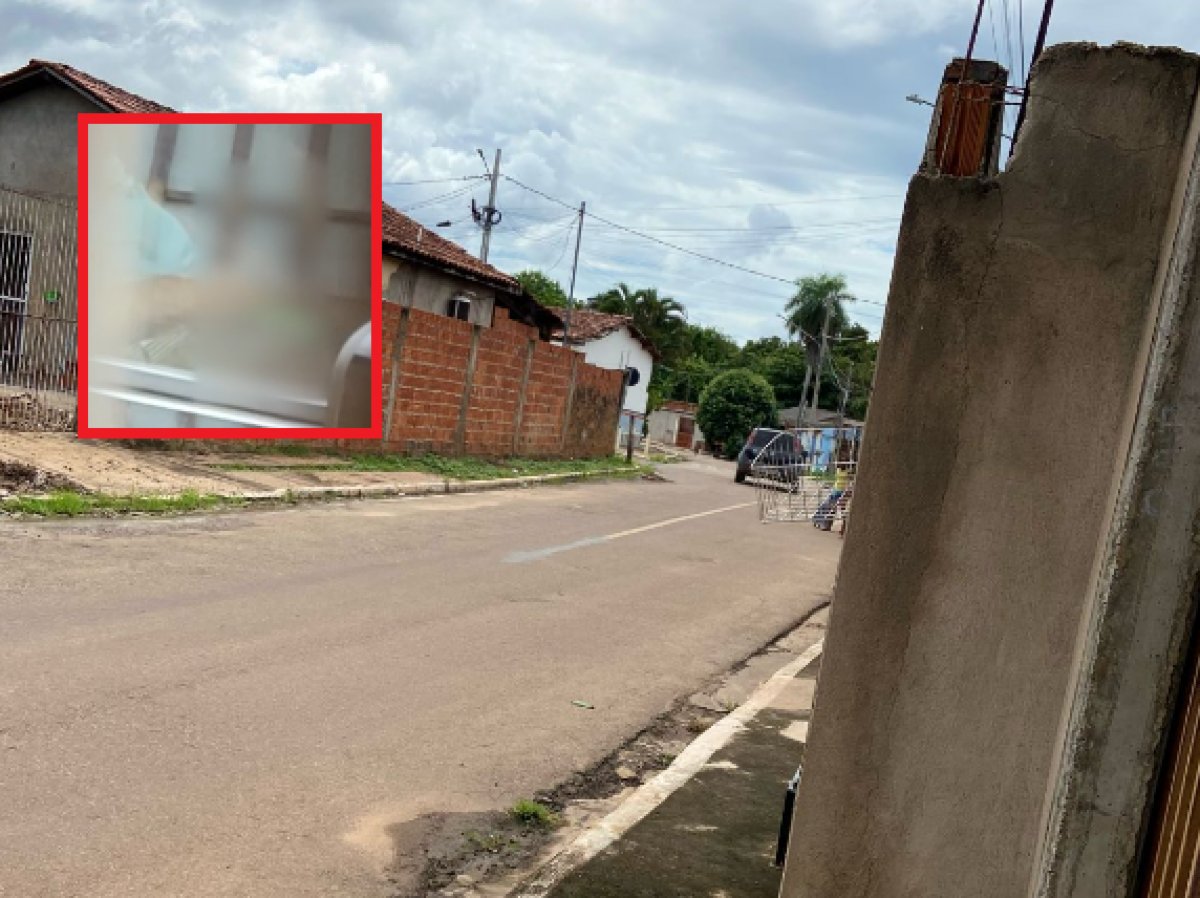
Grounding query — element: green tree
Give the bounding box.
[588,282,688,362]
[697,369,777,458]
[685,325,740,367]
[784,274,853,411]
[515,269,568,308]
[734,337,807,410]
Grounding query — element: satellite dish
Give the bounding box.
[625,366,641,387]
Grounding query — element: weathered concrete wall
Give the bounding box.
[0,80,96,198]
[782,43,1200,898]
[382,256,498,327]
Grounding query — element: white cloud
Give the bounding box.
[6,0,1200,341]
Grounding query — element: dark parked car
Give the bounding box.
[734,427,808,483]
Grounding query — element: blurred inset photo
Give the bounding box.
[82,117,378,434]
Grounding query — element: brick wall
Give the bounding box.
[382,303,623,459]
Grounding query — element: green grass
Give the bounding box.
[508,799,558,829]
[1,489,238,517]
[214,453,650,481]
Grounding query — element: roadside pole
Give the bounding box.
[478,148,501,263]
[562,200,586,341]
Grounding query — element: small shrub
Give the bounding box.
[508,799,557,828]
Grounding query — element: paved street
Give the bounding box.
[0,456,840,898]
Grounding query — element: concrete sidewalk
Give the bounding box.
[510,609,827,898]
[0,431,635,501]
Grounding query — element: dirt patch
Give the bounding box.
[0,460,79,495]
[387,811,559,898]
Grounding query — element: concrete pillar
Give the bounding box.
[382,305,411,445]
[512,338,536,456]
[452,323,482,455]
[780,43,1200,898]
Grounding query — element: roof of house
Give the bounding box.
[556,309,659,360]
[381,202,562,337]
[658,400,698,415]
[381,202,520,294]
[0,60,563,336]
[0,59,174,113]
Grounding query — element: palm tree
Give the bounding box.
[784,274,853,419]
[589,283,687,361]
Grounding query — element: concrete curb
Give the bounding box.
[510,636,828,898]
[0,467,643,515]
[242,468,638,504]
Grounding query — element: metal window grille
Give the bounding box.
[0,186,78,431]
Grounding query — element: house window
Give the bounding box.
[447,296,471,321]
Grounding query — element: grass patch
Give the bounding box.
[1,489,238,517]
[646,452,686,464]
[508,799,558,829]
[215,453,650,481]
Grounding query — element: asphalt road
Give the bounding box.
[0,455,840,898]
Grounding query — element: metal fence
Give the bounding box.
[752,426,863,528]
[0,187,78,431]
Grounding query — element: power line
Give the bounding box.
[384,175,488,186]
[602,193,904,212]
[398,183,480,212]
[502,174,890,303]
[583,217,900,234]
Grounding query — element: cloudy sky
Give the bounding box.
[10,0,1200,342]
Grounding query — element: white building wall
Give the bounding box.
[570,328,653,415]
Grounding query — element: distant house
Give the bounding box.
[647,399,705,451]
[777,406,863,429]
[0,59,174,200]
[777,406,864,469]
[554,308,657,442]
[0,60,173,420]
[382,204,558,337]
[0,58,563,430]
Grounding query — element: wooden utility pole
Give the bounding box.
[478,148,501,263]
[562,201,586,341]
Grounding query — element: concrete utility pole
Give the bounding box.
[808,299,834,425]
[478,148,501,263]
[562,201,586,341]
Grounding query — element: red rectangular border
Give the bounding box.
[76,112,384,440]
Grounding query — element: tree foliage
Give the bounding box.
[588,282,688,362]
[515,269,568,308]
[575,274,877,424]
[696,369,777,457]
[784,273,853,382]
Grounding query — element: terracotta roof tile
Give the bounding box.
[381,201,520,293]
[0,59,174,113]
[556,308,659,359]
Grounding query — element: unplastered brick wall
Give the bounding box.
[383,303,623,459]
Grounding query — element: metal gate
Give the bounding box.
[753,426,863,528]
[0,187,78,431]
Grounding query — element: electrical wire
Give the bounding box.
[384,175,488,186]
[397,183,479,212]
[501,174,889,304]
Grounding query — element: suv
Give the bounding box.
[734,427,807,483]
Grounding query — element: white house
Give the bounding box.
[554,308,657,442]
